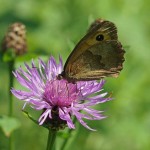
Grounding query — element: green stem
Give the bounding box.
[8,60,15,150]
[61,129,72,150]
[61,117,77,150]
[8,60,14,116]
[8,136,13,150]
[46,130,57,150]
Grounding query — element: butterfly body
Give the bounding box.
[60,19,125,82]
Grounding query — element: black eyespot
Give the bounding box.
[96,34,104,41]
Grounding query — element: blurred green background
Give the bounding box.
[0,0,150,150]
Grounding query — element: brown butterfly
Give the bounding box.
[59,19,125,82]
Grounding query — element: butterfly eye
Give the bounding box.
[96,34,104,41]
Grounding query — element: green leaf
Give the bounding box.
[2,49,49,63]
[16,50,50,62]
[22,110,39,125]
[16,53,38,62]
[0,115,21,137]
[22,110,50,130]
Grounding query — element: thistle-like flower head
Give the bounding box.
[11,56,111,130]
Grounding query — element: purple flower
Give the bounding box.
[11,56,111,131]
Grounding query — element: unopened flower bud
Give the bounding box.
[2,22,27,55]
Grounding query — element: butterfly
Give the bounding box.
[59,19,125,82]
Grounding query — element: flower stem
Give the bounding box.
[61,129,72,150]
[61,117,77,150]
[46,130,57,150]
[8,60,15,150]
[8,60,14,116]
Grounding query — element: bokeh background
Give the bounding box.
[0,0,150,150]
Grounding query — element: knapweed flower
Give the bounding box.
[11,56,111,131]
